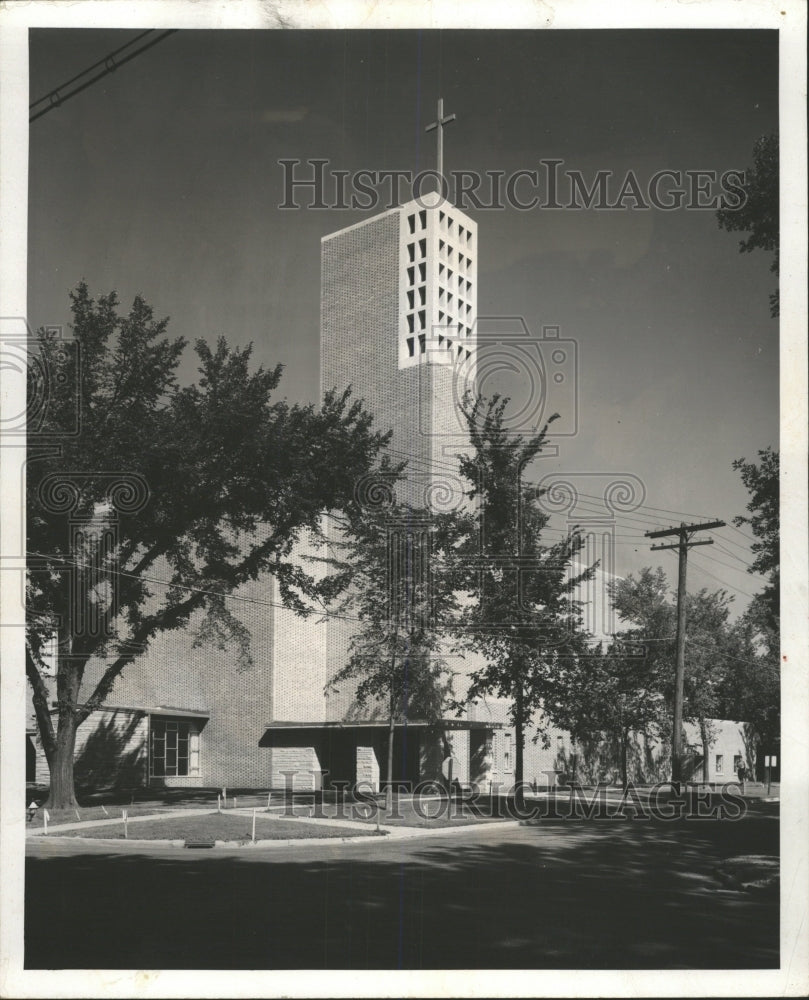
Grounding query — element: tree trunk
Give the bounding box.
[620,730,629,791]
[514,683,525,807]
[386,709,395,814]
[46,711,80,809]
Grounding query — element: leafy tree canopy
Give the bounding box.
[716,133,779,316]
[27,282,393,806]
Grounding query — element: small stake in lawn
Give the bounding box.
[217,794,221,813]
[101,805,109,817]
[252,808,257,844]
[222,786,227,808]
[122,808,128,839]
[267,791,272,809]
[75,809,81,822]
[765,755,776,795]
[234,796,238,810]
[43,808,49,834]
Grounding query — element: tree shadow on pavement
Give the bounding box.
[25,817,778,970]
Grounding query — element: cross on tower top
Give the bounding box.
[425,97,456,182]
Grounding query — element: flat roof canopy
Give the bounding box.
[262,719,504,731]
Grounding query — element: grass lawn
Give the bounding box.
[27,803,175,829]
[49,811,377,841]
[310,796,511,828]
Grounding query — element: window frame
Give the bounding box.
[150,716,201,778]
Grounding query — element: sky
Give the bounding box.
[27,28,779,613]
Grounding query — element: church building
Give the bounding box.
[26,106,753,797]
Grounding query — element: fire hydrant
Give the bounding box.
[26,800,39,822]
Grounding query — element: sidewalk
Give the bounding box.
[26,803,520,848]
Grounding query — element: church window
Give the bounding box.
[418,333,426,353]
[408,214,416,234]
[418,262,426,282]
[418,286,426,306]
[407,290,415,309]
[407,243,415,262]
[418,238,426,258]
[418,309,426,329]
[407,313,415,333]
[419,210,427,230]
[407,266,414,285]
[150,718,200,778]
[407,337,415,358]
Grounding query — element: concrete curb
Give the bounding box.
[28,806,520,849]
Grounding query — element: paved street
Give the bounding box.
[25,814,778,969]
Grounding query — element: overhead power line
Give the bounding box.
[29,29,178,123]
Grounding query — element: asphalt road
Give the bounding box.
[25,815,779,970]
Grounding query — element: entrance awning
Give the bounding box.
[259,718,502,747]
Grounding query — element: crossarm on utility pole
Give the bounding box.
[646,520,725,539]
[650,539,714,552]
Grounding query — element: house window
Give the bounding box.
[733,754,742,772]
[503,732,512,772]
[715,754,723,775]
[150,718,200,777]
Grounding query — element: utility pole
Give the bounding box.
[645,519,725,785]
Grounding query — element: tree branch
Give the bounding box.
[76,591,204,723]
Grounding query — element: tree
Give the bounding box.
[26,283,393,808]
[326,496,463,810]
[716,616,779,775]
[724,447,781,771]
[716,133,779,316]
[544,640,665,789]
[608,568,743,782]
[732,446,779,628]
[456,394,595,799]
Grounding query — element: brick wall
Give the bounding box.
[78,571,276,789]
[355,745,380,789]
[72,708,149,791]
